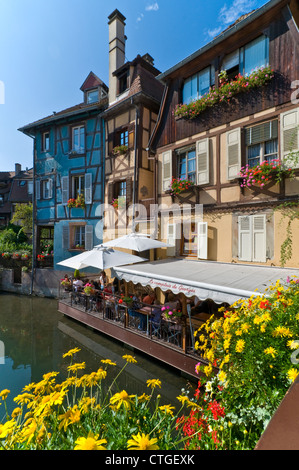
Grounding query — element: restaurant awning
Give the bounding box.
[112,259,299,304]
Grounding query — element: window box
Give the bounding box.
[174,66,274,120]
[112,145,128,155]
[167,178,195,196]
[67,194,85,209]
[239,160,293,189]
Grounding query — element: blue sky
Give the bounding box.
[0,0,269,172]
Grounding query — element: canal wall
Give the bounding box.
[0,268,96,298]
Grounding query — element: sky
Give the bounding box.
[0,0,269,172]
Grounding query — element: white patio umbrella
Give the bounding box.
[57,245,147,270]
[100,232,171,252]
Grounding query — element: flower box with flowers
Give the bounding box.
[239,159,293,189]
[161,306,183,323]
[2,252,11,259]
[67,194,85,209]
[174,66,274,120]
[113,145,128,156]
[167,178,195,196]
[111,197,126,210]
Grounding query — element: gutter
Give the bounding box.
[157,0,288,82]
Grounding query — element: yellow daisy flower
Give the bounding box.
[127,432,159,450]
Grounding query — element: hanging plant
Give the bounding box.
[113,145,128,155]
[174,66,274,120]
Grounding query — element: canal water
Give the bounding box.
[0,293,196,418]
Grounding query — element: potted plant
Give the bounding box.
[161,306,183,322]
[84,283,95,296]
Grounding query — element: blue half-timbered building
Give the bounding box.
[19,72,108,270]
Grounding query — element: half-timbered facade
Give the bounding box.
[103,10,164,243]
[19,73,108,269]
[149,0,299,268]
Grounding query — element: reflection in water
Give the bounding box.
[0,293,195,417]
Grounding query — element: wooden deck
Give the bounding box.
[57,291,203,379]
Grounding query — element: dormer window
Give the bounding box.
[221,35,269,80]
[118,71,129,95]
[182,65,215,105]
[87,89,99,104]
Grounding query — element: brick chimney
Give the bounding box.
[108,9,126,104]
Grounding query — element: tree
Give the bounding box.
[11,203,33,237]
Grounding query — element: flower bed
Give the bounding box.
[190,277,299,448]
[174,66,274,120]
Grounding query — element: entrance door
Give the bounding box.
[182,222,198,257]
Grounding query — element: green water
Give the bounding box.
[0,293,195,418]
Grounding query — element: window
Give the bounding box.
[238,214,267,262]
[120,130,129,147]
[72,175,85,198]
[222,35,269,79]
[42,132,50,152]
[42,179,52,199]
[118,180,126,198]
[72,126,85,154]
[87,90,98,104]
[182,65,215,104]
[177,148,196,183]
[245,120,278,167]
[74,226,85,248]
[118,72,128,94]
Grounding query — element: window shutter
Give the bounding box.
[84,173,92,204]
[162,150,172,191]
[61,176,69,205]
[252,214,266,262]
[226,128,241,179]
[107,182,114,204]
[238,215,252,261]
[48,178,53,199]
[62,225,69,250]
[126,178,132,204]
[197,222,208,259]
[280,109,299,168]
[166,223,179,256]
[35,180,40,200]
[85,225,93,251]
[196,138,209,185]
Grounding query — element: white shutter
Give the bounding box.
[85,225,93,251]
[196,138,209,185]
[84,173,92,204]
[61,176,69,205]
[166,223,179,256]
[197,222,208,259]
[238,215,252,261]
[35,180,40,200]
[280,109,299,168]
[226,128,241,179]
[162,150,172,192]
[48,178,53,199]
[252,214,266,262]
[62,225,69,250]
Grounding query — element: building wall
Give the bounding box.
[34,114,105,269]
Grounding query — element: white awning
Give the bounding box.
[112,259,299,305]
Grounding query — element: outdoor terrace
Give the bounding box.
[57,284,206,378]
